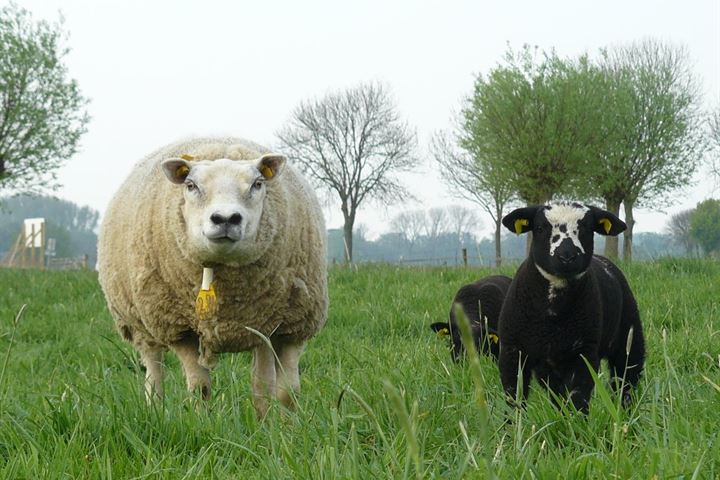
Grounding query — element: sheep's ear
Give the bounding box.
[589,206,626,236]
[502,206,540,235]
[257,154,286,181]
[430,322,451,337]
[162,158,192,184]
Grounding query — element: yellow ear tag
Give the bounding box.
[195,268,218,321]
[437,327,450,337]
[488,333,500,344]
[260,165,274,179]
[599,218,612,234]
[176,165,190,178]
[514,218,529,234]
[180,154,195,160]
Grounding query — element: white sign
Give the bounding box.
[24,218,45,248]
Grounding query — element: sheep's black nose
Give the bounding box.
[558,251,579,264]
[210,212,243,226]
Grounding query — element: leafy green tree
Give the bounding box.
[463,46,603,207]
[438,46,604,255]
[277,82,417,263]
[689,199,720,256]
[592,40,704,261]
[0,2,89,193]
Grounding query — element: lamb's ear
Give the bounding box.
[589,206,626,236]
[502,206,541,235]
[257,154,286,181]
[161,158,193,184]
[430,322,451,337]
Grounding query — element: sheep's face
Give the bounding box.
[431,304,500,362]
[161,154,285,264]
[502,202,626,280]
[431,318,466,362]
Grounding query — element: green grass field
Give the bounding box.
[1,260,719,479]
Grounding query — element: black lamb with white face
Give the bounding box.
[498,202,645,413]
[431,275,512,362]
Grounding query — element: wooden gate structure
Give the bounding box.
[1,218,46,269]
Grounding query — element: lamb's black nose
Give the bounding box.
[210,212,243,226]
[558,251,579,264]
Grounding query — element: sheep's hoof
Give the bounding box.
[253,397,270,419]
[277,388,299,411]
[188,378,211,401]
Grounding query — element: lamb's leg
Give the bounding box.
[535,363,565,408]
[252,342,277,418]
[273,340,305,410]
[141,347,164,401]
[561,352,599,414]
[499,343,530,407]
[609,323,646,407]
[171,334,211,400]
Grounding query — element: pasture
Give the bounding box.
[0,260,718,478]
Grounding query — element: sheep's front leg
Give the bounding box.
[141,347,164,402]
[273,340,305,410]
[171,334,211,400]
[252,342,277,418]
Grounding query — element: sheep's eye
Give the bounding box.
[252,179,264,190]
[185,181,197,192]
[536,225,544,233]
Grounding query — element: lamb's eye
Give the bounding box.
[185,181,197,192]
[252,179,264,190]
[536,225,544,233]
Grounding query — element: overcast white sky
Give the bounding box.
[9,0,720,239]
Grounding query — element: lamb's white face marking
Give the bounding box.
[544,203,589,256]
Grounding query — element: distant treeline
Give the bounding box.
[0,195,690,271]
[327,228,686,266]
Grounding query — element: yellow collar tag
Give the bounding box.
[196,268,217,321]
[598,218,612,235]
[514,219,529,234]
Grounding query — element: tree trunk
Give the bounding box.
[494,218,502,268]
[342,215,354,264]
[623,199,635,263]
[603,199,622,260]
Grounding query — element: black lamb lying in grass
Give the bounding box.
[498,202,645,413]
[431,275,512,362]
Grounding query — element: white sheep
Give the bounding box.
[97,137,328,416]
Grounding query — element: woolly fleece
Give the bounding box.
[97,137,328,367]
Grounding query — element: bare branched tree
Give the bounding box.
[710,107,720,181]
[446,205,481,243]
[430,130,514,267]
[277,82,417,263]
[665,208,698,257]
[424,207,451,240]
[390,209,426,253]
